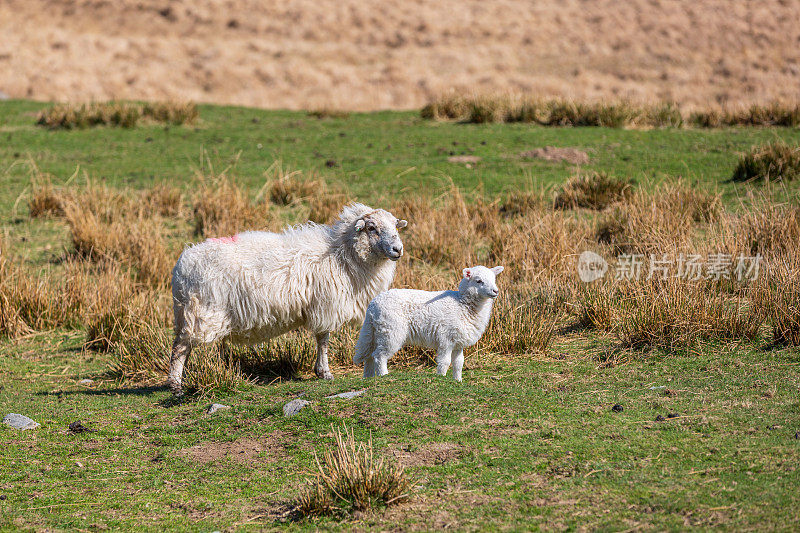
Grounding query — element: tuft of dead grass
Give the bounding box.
[596,182,720,254]
[297,426,413,517]
[142,101,199,125]
[731,142,800,183]
[554,172,634,210]
[36,101,198,129]
[691,103,800,128]
[755,253,800,346]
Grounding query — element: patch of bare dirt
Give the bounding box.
[520,147,589,165]
[392,442,463,467]
[447,155,481,164]
[1,1,799,109]
[178,430,289,464]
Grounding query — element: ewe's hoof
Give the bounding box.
[167,380,184,396]
[316,370,334,380]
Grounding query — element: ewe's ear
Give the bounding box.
[462,268,472,279]
[491,266,505,275]
[355,219,366,232]
[396,219,408,229]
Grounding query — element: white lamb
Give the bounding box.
[353,265,504,381]
[168,203,407,394]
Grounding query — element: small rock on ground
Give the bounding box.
[207,403,230,415]
[283,399,311,417]
[3,413,39,430]
[78,379,94,386]
[325,389,367,400]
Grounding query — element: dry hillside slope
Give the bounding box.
[1,0,799,110]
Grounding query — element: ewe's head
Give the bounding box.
[346,204,407,262]
[459,265,504,300]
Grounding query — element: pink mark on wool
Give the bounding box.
[208,235,239,244]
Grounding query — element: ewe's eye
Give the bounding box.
[368,226,377,233]
[476,279,483,284]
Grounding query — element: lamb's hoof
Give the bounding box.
[316,369,334,381]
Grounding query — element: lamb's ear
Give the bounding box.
[355,219,366,232]
[462,268,472,279]
[491,266,505,275]
[396,219,408,229]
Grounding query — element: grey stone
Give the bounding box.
[325,389,367,400]
[78,379,94,386]
[283,399,311,417]
[3,413,39,430]
[207,403,230,415]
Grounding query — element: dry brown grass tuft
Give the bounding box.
[691,103,800,128]
[724,199,800,257]
[64,202,174,287]
[614,277,762,351]
[554,172,634,210]
[141,101,199,125]
[731,142,800,183]
[478,293,558,356]
[307,109,350,120]
[267,166,322,206]
[35,101,199,129]
[755,253,800,346]
[192,169,271,238]
[29,178,67,218]
[596,182,720,254]
[36,102,140,129]
[297,426,413,517]
[422,95,684,128]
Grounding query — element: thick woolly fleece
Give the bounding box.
[168,203,407,391]
[353,265,504,381]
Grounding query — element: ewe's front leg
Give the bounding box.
[451,347,464,382]
[314,332,334,380]
[435,343,454,377]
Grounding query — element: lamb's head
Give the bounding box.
[459,265,504,300]
[353,208,407,262]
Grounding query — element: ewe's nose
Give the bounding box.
[391,245,403,256]
[489,288,499,298]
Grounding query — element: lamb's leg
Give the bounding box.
[314,332,334,380]
[451,347,465,382]
[435,343,454,377]
[168,337,192,395]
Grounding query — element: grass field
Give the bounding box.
[1,100,800,531]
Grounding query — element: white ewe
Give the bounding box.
[353,265,504,381]
[168,203,407,394]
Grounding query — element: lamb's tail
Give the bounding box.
[353,313,375,365]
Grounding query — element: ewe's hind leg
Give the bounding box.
[435,343,455,377]
[363,356,376,378]
[451,347,464,382]
[168,337,192,395]
[314,332,334,380]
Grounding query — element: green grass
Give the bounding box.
[1,100,800,530]
[1,333,799,530]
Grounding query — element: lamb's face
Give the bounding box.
[460,265,504,299]
[355,209,407,261]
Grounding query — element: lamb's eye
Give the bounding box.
[368,226,377,233]
[476,279,483,284]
